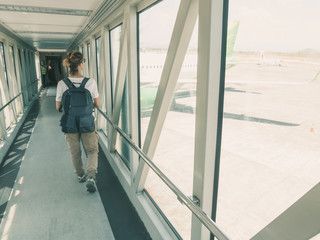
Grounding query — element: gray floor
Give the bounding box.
[0,91,115,240]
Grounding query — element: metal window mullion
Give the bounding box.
[34,53,38,93]
[19,49,29,106]
[82,44,88,76]
[35,52,41,85]
[134,0,199,192]
[13,45,22,94]
[19,49,27,106]
[0,98,6,140]
[109,19,128,152]
[104,29,113,137]
[0,48,14,127]
[4,41,18,120]
[3,40,17,124]
[30,53,37,95]
[80,45,83,54]
[34,54,39,94]
[191,0,227,239]
[28,52,35,96]
[16,47,24,105]
[27,52,33,98]
[29,53,36,97]
[0,61,7,140]
[97,27,107,129]
[13,44,23,111]
[84,43,89,76]
[29,53,37,96]
[0,123,6,141]
[11,44,23,114]
[0,40,15,124]
[24,50,32,102]
[23,50,30,101]
[95,35,101,83]
[26,52,31,100]
[126,4,139,182]
[89,37,96,80]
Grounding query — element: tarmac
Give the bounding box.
[141,59,320,239]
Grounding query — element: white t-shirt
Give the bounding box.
[56,77,99,101]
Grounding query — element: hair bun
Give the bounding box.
[63,57,71,67]
[63,51,83,73]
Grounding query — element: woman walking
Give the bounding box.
[55,51,100,193]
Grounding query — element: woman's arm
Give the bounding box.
[56,101,62,111]
[93,97,100,108]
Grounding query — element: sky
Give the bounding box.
[139,0,320,53]
[229,0,320,52]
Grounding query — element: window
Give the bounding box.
[0,42,8,86]
[87,43,91,75]
[109,26,122,102]
[95,37,101,82]
[109,25,130,167]
[0,42,11,129]
[217,1,320,239]
[138,1,197,238]
[9,46,17,80]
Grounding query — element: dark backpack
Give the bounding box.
[60,78,95,133]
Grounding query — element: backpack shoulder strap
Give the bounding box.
[62,78,75,89]
[80,77,90,89]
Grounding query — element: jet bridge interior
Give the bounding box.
[0,0,320,239]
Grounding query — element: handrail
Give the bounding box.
[97,108,230,240]
[0,80,38,113]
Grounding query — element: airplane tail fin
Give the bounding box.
[226,20,240,58]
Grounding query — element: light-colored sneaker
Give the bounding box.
[86,177,96,193]
[78,174,87,183]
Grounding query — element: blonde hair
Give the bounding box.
[63,51,83,75]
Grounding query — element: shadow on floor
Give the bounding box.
[0,100,40,223]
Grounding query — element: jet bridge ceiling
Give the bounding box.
[0,0,108,51]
